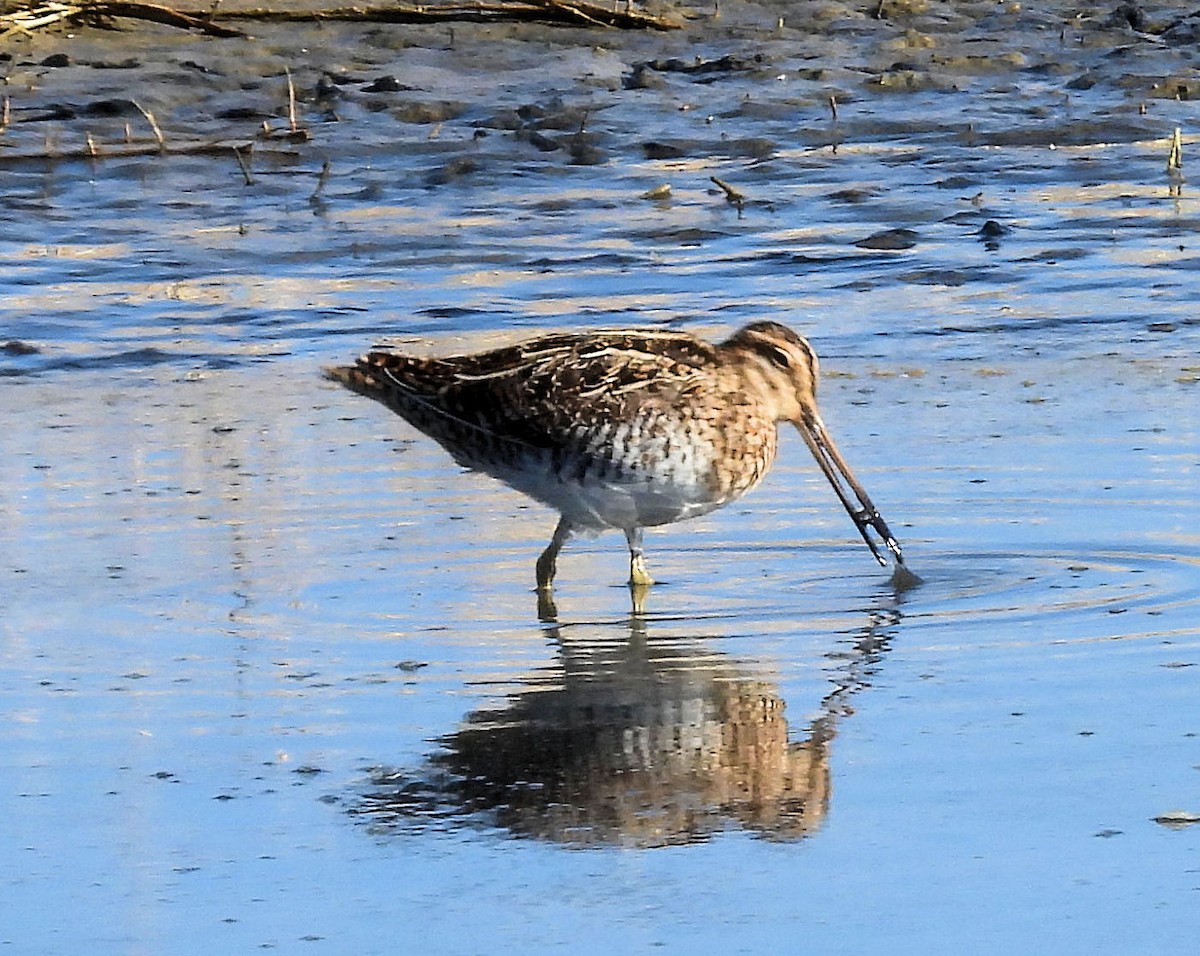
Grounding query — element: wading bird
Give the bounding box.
[326,322,907,611]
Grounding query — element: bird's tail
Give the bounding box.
[323,355,424,417]
[324,355,546,472]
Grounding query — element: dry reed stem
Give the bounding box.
[284,66,298,132]
[232,142,254,184]
[1168,127,1183,173]
[132,100,165,151]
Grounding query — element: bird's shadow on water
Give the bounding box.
[347,582,912,848]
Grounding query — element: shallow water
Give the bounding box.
[3,3,1200,953]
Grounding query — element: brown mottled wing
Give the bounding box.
[325,330,715,471]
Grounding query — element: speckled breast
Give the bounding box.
[484,401,780,531]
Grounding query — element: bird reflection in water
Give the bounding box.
[352,608,897,847]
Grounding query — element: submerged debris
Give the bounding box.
[1153,810,1200,829]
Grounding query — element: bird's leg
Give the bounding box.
[536,516,573,592]
[624,527,655,587]
[629,581,649,617]
[537,589,559,623]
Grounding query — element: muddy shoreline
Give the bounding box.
[3,2,1199,167]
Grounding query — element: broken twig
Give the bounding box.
[310,159,331,202]
[710,175,746,210]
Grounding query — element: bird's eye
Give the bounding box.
[767,345,791,369]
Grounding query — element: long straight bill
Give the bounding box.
[795,412,905,567]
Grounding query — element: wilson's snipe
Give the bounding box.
[326,322,906,599]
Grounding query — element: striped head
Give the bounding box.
[721,321,821,424]
[723,321,906,570]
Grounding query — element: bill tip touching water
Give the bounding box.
[325,321,918,605]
